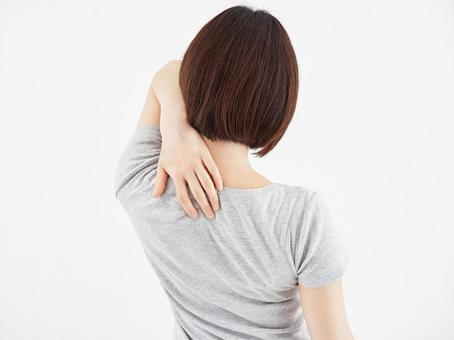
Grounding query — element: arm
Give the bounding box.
[293,193,353,339]
[299,279,354,340]
[137,60,222,219]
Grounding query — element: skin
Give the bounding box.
[138,60,355,340]
[144,61,222,219]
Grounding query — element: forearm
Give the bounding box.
[137,84,161,127]
[140,60,223,217]
[138,80,189,139]
[159,104,190,140]
[151,60,191,139]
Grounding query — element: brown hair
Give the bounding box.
[180,6,298,157]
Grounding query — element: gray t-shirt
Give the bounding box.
[114,125,349,340]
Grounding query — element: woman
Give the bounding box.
[115,6,353,340]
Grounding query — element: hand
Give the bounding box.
[151,61,223,219]
[154,121,223,219]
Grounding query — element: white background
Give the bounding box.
[1,0,453,339]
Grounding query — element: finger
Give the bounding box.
[174,177,198,219]
[202,153,223,192]
[153,165,169,198]
[195,165,220,211]
[186,172,215,219]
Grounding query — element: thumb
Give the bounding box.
[153,165,169,198]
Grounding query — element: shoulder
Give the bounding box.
[268,183,319,239]
[272,182,317,205]
[278,184,333,227]
[272,183,337,238]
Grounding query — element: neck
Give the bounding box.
[203,137,272,189]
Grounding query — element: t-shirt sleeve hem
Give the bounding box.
[297,259,349,288]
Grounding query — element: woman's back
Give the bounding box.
[115,125,348,339]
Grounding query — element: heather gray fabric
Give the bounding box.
[114,125,349,340]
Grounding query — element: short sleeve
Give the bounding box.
[114,125,162,200]
[294,192,349,288]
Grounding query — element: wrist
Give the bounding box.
[160,107,191,138]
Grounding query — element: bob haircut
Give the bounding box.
[180,6,299,157]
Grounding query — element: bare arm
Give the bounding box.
[136,60,222,219]
[299,279,354,340]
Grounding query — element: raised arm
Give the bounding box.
[137,60,223,219]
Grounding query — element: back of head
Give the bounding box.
[180,6,299,157]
